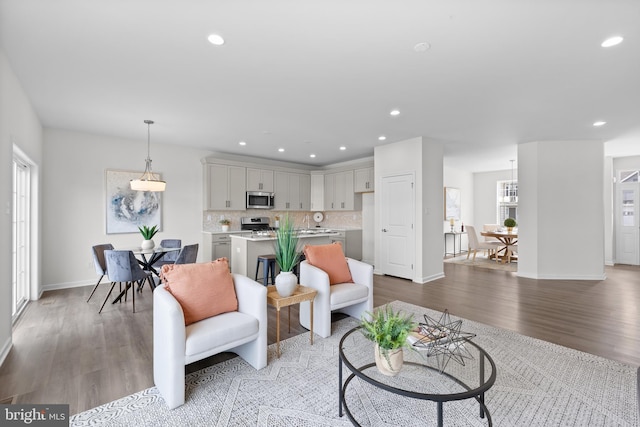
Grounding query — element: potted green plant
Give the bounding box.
[273,213,300,297]
[219,218,231,232]
[503,217,517,233]
[360,305,416,376]
[138,225,159,251]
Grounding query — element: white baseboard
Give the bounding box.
[517,271,607,281]
[0,337,12,368]
[416,272,445,284]
[42,280,93,292]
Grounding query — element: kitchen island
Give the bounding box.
[230,231,339,278]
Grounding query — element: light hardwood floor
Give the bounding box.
[1,262,639,415]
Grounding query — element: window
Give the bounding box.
[620,170,639,183]
[12,154,31,322]
[497,180,518,225]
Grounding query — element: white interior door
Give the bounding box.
[379,173,414,279]
[615,182,639,265]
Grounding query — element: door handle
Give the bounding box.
[382,229,388,232]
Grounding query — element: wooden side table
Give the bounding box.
[266,284,318,357]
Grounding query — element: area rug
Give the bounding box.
[70,301,638,426]
[444,254,517,273]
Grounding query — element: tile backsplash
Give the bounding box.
[203,210,362,232]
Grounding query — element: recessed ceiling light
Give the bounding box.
[309,154,316,158]
[278,148,285,152]
[239,141,247,146]
[414,42,431,52]
[207,34,225,45]
[390,110,400,116]
[601,36,623,47]
[378,135,386,141]
[339,146,346,151]
[593,121,607,127]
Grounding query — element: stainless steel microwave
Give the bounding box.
[246,191,275,209]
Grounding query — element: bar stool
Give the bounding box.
[255,254,276,286]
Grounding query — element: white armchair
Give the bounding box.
[153,274,267,409]
[299,258,373,338]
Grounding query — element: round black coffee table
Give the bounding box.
[338,326,497,426]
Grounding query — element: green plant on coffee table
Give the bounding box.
[274,214,300,272]
[138,225,159,240]
[503,218,517,228]
[360,305,416,359]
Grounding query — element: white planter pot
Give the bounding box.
[141,239,155,251]
[275,271,298,297]
[221,225,230,232]
[374,344,403,376]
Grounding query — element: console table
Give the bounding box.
[444,231,467,256]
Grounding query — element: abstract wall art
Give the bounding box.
[444,187,461,221]
[105,169,162,234]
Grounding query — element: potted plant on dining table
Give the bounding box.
[504,218,517,233]
[139,225,159,251]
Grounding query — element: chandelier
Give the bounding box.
[130,120,166,192]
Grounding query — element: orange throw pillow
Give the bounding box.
[161,258,237,325]
[303,242,353,285]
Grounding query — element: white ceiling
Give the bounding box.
[2,0,639,172]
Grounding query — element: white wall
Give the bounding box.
[361,192,374,265]
[518,140,605,280]
[374,137,444,283]
[0,50,43,365]
[473,169,515,227]
[443,165,474,250]
[42,129,212,289]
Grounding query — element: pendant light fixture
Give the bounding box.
[130,120,166,192]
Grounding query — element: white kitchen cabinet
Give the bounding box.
[324,170,356,210]
[299,173,311,211]
[246,168,274,192]
[274,171,311,210]
[310,173,324,211]
[354,167,374,192]
[205,163,246,210]
[203,231,253,262]
[329,229,363,260]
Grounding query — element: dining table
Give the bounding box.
[110,246,181,304]
[480,230,518,263]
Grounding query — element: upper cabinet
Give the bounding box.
[274,171,311,211]
[246,168,274,192]
[205,163,246,210]
[324,170,357,210]
[310,173,324,211]
[354,167,374,192]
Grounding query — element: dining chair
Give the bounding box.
[466,225,502,261]
[174,243,199,265]
[99,250,153,313]
[482,224,500,256]
[86,243,114,303]
[150,244,200,290]
[153,239,182,268]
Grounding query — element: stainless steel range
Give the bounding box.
[240,217,271,234]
